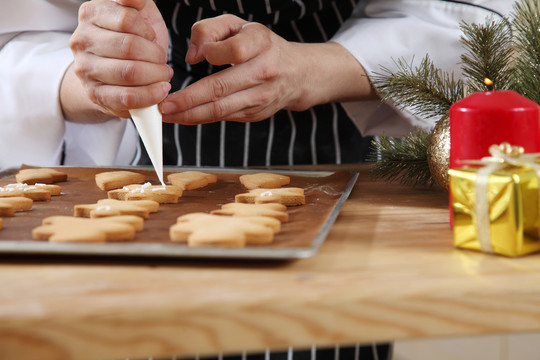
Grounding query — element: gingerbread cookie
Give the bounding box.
[74,199,159,219]
[16,168,67,185]
[239,173,290,190]
[0,197,33,216]
[235,187,305,206]
[0,218,2,230]
[0,183,61,201]
[33,215,143,243]
[108,182,183,203]
[170,212,281,247]
[211,202,288,222]
[95,170,146,191]
[167,171,217,190]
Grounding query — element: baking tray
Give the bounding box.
[0,166,358,260]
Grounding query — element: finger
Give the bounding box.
[112,0,147,11]
[74,27,167,64]
[186,14,248,63]
[73,52,171,86]
[202,23,270,65]
[160,64,263,117]
[161,84,276,125]
[78,0,156,42]
[88,81,172,115]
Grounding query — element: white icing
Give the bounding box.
[96,205,112,211]
[260,191,274,197]
[129,105,165,186]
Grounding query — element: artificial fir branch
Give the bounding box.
[512,0,540,104]
[460,19,514,92]
[369,130,433,187]
[372,56,464,120]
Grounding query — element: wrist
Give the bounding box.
[287,42,377,111]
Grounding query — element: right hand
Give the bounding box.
[70,0,172,119]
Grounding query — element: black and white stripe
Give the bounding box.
[123,343,392,360]
[133,0,372,168]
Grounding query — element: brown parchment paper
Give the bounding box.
[0,167,354,254]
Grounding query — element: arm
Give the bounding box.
[331,0,516,136]
[0,0,137,170]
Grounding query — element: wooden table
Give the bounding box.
[2,165,540,360]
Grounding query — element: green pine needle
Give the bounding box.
[460,19,514,92]
[372,56,464,120]
[369,130,433,187]
[512,0,540,104]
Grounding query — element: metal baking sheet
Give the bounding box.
[0,166,358,260]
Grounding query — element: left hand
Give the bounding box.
[159,14,316,125]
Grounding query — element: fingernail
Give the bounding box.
[160,101,177,114]
[168,66,174,80]
[186,44,197,62]
[162,82,171,94]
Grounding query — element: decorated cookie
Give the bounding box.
[74,199,159,219]
[33,215,144,243]
[211,202,288,222]
[0,183,62,201]
[170,212,281,247]
[167,171,217,190]
[95,170,146,191]
[16,168,67,185]
[239,173,290,190]
[235,187,305,206]
[0,197,33,216]
[108,182,183,203]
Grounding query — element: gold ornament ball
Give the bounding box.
[427,116,450,191]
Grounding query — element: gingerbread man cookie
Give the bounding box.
[235,187,305,206]
[33,215,144,243]
[95,170,146,191]
[0,197,33,216]
[170,212,281,247]
[16,168,67,185]
[167,171,217,190]
[108,182,183,203]
[74,199,159,219]
[239,172,290,189]
[211,202,288,222]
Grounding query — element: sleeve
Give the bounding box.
[0,0,137,171]
[0,31,72,170]
[331,0,516,137]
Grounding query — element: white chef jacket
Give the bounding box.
[0,0,514,171]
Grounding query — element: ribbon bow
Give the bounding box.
[464,143,540,253]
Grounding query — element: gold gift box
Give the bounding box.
[449,165,540,257]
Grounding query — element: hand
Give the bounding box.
[69,0,172,119]
[159,14,376,125]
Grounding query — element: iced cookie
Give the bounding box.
[95,170,146,191]
[167,171,217,190]
[0,197,33,216]
[239,173,290,190]
[0,183,62,201]
[74,199,159,219]
[211,202,288,222]
[235,187,305,206]
[108,182,183,203]
[170,212,281,247]
[16,168,67,185]
[33,215,144,243]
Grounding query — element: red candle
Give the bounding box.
[450,90,540,168]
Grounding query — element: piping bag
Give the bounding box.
[128,105,166,186]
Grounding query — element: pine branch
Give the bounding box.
[369,130,433,187]
[512,0,540,104]
[371,56,464,120]
[460,19,514,92]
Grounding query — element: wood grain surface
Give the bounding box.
[1,165,540,360]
